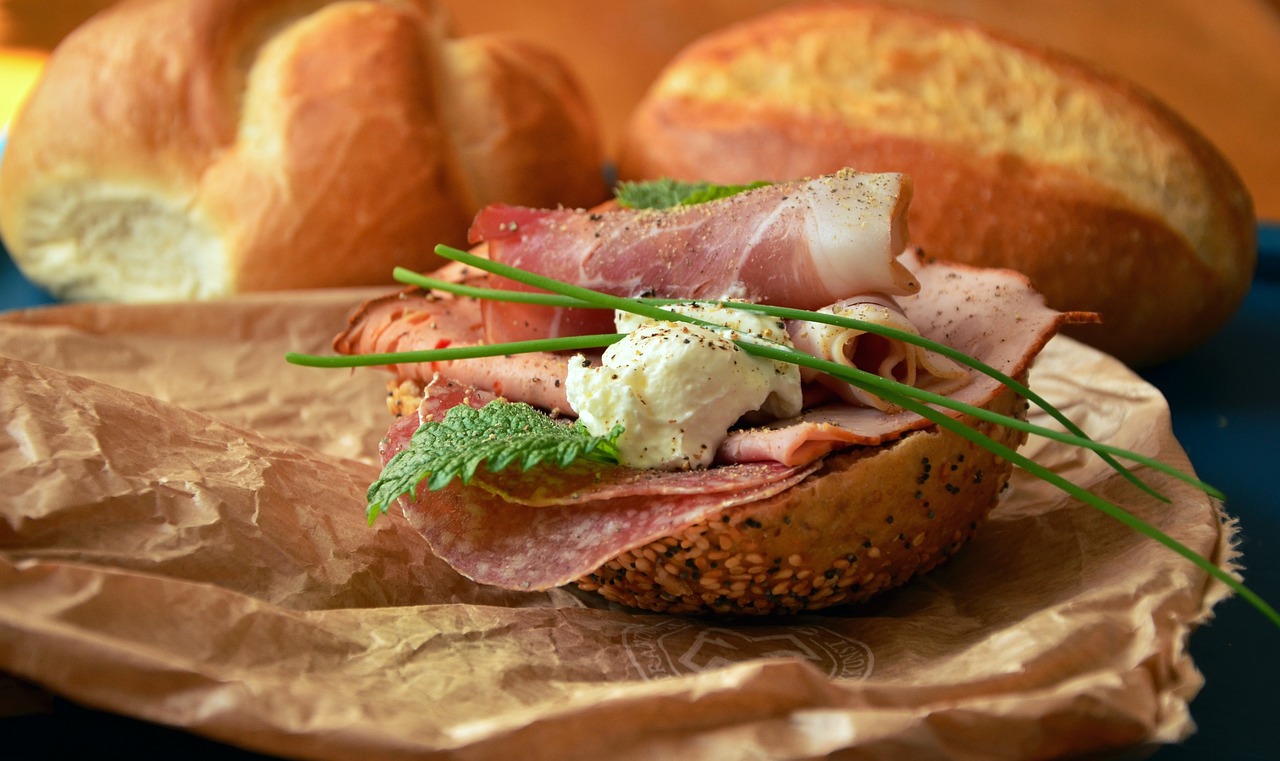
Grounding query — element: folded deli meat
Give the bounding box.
[334,171,1092,613]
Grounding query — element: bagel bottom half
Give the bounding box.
[575,385,1029,615]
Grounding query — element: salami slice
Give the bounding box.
[396,460,820,590]
[379,397,819,589]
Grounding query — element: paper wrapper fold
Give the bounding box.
[0,292,1237,760]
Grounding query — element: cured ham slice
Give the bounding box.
[468,169,918,343]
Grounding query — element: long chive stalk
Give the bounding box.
[421,244,1271,628]
[286,334,622,368]
[394,268,590,307]
[285,246,1274,629]
[287,326,1218,501]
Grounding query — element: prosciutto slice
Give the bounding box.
[468,169,918,343]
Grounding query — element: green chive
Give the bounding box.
[285,333,623,369]
[284,243,1275,630]
[393,267,587,308]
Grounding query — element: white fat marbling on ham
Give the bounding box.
[803,176,913,295]
[467,169,918,344]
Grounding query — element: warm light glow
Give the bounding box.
[0,48,47,128]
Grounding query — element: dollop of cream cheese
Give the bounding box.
[567,304,802,470]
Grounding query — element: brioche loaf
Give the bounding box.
[0,0,606,302]
[618,1,1256,366]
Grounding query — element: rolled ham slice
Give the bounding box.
[788,294,968,413]
[468,169,918,343]
[718,250,1096,464]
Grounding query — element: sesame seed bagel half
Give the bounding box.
[575,383,1028,616]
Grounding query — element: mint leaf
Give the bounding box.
[614,178,771,209]
[366,401,622,523]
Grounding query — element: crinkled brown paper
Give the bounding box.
[0,290,1237,760]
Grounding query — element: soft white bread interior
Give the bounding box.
[618,1,1256,366]
[0,0,606,302]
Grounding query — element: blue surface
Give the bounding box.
[1140,226,1280,761]
[0,229,1277,758]
[0,242,53,308]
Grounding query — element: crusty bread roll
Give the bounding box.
[618,2,1256,366]
[577,384,1026,615]
[0,0,606,302]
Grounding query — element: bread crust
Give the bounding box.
[577,384,1028,615]
[618,1,1256,366]
[0,0,606,301]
